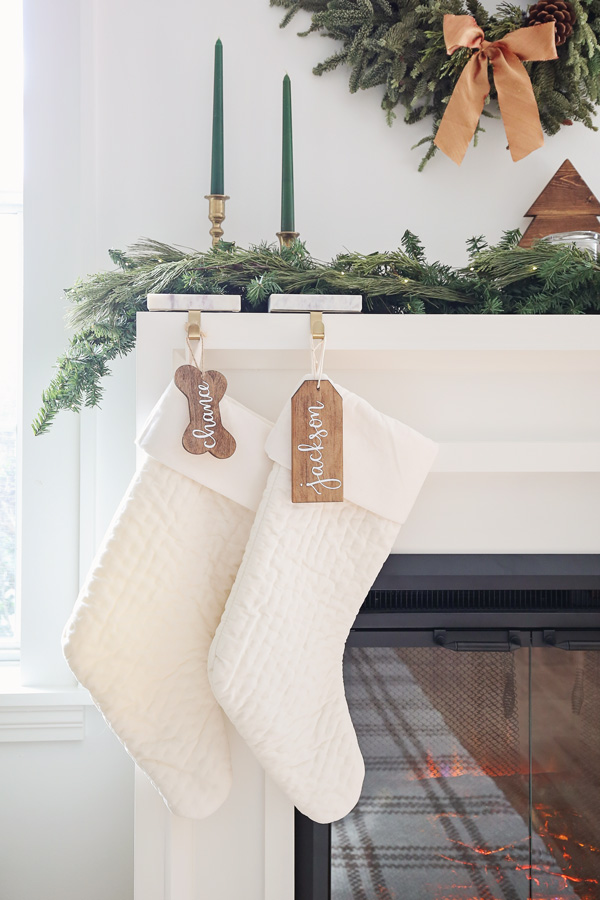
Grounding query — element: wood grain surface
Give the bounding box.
[520,159,600,247]
[291,380,343,503]
[174,365,236,459]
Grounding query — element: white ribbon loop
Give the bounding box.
[310,335,326,389]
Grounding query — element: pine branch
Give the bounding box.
[34,234,600,434]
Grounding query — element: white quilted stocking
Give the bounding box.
[208,383,438,824]
[209,462,398,823]
[63,384,271,819]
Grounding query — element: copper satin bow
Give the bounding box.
[434,15,557,164]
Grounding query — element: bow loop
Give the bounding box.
[443,14,485,54]
[434,15,557,164]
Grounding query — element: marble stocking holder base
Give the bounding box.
[146,294,363,312]
[268,295,362,313]
[147,294,242,311]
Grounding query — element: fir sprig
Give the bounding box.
[271,0,600,165]
[34,233,600,435]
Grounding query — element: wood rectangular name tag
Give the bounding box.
[291,380,343,503]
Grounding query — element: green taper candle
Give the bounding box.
[210,39,224,195]
[281,74,295,232]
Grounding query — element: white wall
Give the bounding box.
[7,1,600,899]
[90,0,600,265]
[0,707,134,900]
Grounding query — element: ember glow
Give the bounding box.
[415,754,600,899]
[516,863,599,885]
[447,838,528,857]
[410,750,517,781]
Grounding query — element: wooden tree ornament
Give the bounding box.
[519,159,600,247]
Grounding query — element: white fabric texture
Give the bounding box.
[138,381,273,512]
[63,381,271,819]
[266,376,437,523]
[208,384,438,824]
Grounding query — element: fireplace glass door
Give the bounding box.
[330,637,600,900]
[530,644,600,900]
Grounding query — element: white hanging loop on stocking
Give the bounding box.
[186,328,207,374]
[310,335,327,389]
[309,310,326,389]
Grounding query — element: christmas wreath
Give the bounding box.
[271,0,600,167]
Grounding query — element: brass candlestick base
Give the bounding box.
[277,230,300,249]
[205,194,230,247]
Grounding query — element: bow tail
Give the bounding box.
[491,48,544,161]
[434,54,491,165]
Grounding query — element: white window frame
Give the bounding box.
[2,0,136,708]
[0,0,24,663]
[1,2,97,735]
[0,196,22,663]
[17,0,87,690]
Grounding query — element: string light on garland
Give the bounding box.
[32,232,600,436]
[271,0,600,167]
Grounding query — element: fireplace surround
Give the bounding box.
[295,554,600,900]
[131,313,600,900]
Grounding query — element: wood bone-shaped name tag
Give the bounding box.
[174,365,236,459]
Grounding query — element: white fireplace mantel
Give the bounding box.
[137,310,600,364]
[134,312,600,900]
[137,312,600,473]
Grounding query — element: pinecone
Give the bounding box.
[526,0,576,46]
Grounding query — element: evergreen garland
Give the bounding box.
[33,232,600,435]
[270,0,600,167]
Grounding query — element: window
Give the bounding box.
[0,0,23,661]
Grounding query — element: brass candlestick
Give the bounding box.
[205,194,230,247]
[277,230,300,249]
